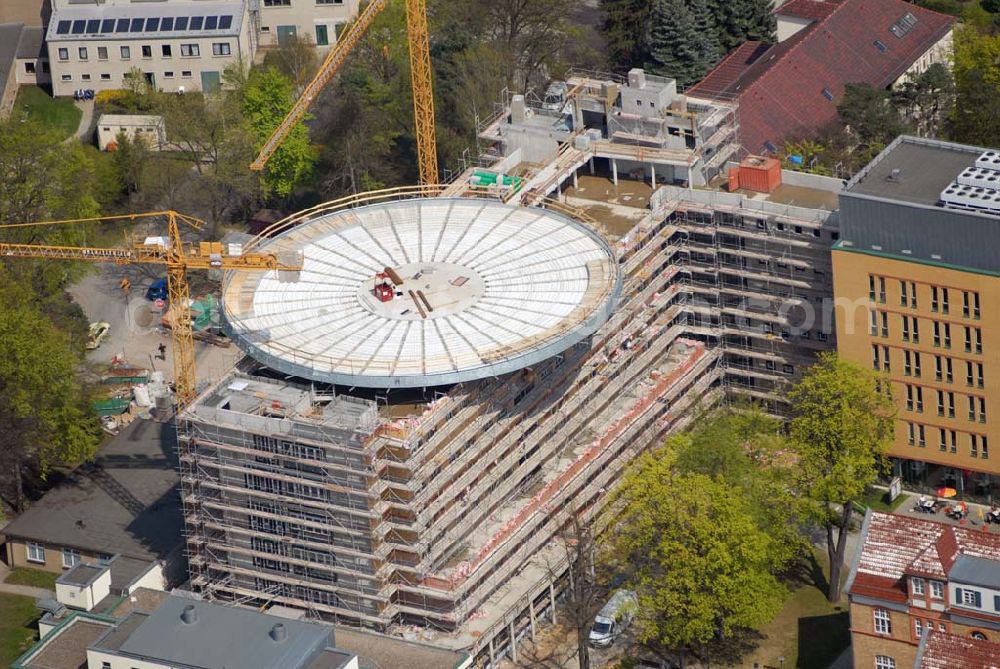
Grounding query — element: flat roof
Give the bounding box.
[1,420,183,561]
[57,562,106,588]
[845,136,984,206]
[21,617,114,669]
[332,627,470,669]
[96,597,350,669]
[223,198,621,388]
[47,1,243,42]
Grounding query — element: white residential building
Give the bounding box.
[254,0,360,50]
[46,0,256,96]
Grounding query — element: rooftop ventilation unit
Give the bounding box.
[975,150,1000,170]
[956,166,1000,190]
[939,150,1000,217]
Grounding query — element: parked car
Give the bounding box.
[86,322,111,350]
[589,589,637,648]
[146,278,168,302]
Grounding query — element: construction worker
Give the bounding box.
[158,343,167,360]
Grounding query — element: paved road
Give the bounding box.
[68,98,94,143]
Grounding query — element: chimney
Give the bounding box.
[628,68,646,89]
[180,604,197,625]
[269,623,287,643]
[511,95,526,125]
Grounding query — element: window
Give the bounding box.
[942,288,950,314]
[972,434,980,458]
[315,24,329,46]
[264,0,292,4]
[936,390,944,415]
[899,281,908,306]
[78,47,88,60]
[916,386,923,413]
[882,346,890,373]
[966,361,974,386]
[873,608,892,634]
[81,73,91,81]
[934,321,941,347]
[879,277,887,303]
[869,275,876,301]
[26,542,45,563]
[904,350,912,376]
[972,632,988,641]
[60,74,72,82]
[881,312,889,337]
[101,662,111,669]
[870,310,878,336]
[162,45,172,57]
[931,286,939,312]
[979,397,986,422]
[164,71,174,78]
[914,352,922,377]
[58,47,68,61]
[950,430,957,453]
[931,581,944,599]
[907,422,915,445]
[24,62,35,74]
[948,392,955,417]
[974,292,981,318]
[912,316,919,343]
[965,326,973,352]
[821,88,834,101]
[938,428,946,451]
[182,70,192,78]
[213,42,231,56]
[141,45,152,58]
[915,618,923,638]
[121,45,130,59]
[944,322,951,348]
[975,328,982,354]
[936,356,943,381]
[983,435,989,460]
[907,385,914,411]
[97,46,108,60]
[181,44,200,57]
[964,291,971,317]
[946,358,953,383]
[958,588,982,608]
[62,548,80,568]
[874,39,888,53]
[100,73,111,81]
[919,424,926,447]
[977,362,984,388]
[902,315,910,341]
[875,657,895,669]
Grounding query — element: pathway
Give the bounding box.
[0,563,54,600]
[66,98,94,143]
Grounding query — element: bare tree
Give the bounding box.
[561,508,604,669]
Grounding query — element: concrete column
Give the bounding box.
[509,621,518,662]
[588,157,595,174]
[650,163,656,186]
[528,596,537,639]
[549,581,557,623]
[572,169,579,189]
[488,638,495,665]
[611,158,618,186]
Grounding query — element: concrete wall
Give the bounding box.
[5,538,110,574]
[125,562,165,594]
[775,15,813,42]
[56,568,111,611]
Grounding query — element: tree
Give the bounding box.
[951,68,1000,147]
[242,67,317,199]
[601,0,654,69]
[708,0,776,51]
[0,269,100,511]
[112,130,151,195]
[603,448,786,667]
[645,0,721,87]
[560,510,602,669]
[892,63,955,138]
[262,34,320,94]
[788,352,894,603]
[837,83,908,157]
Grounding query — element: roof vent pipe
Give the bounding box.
[270,623,287,643]
[180,605,197,625]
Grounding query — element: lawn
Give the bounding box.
[4,567,58,590]
[12,86,82,140]
[859,487,908,514]
[736,549,851,669]
[0,593,40,666]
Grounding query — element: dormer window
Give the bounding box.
[930,580,944,599]
[911,577,925,596]
[957,588,982,608]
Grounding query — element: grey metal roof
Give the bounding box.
[47,1,244,42]
[98,596,351,669]
[0,23,24,97]
[0,420,183,562]
[15,25,44,59]
[949,554,1000,590]
[845,136,986,207]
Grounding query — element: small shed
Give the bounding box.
[98,114,166,151]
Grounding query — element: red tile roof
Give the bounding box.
[686,0,955,154]
[918,631,1000,669]
[850,512,1000,602]
[776,0,840,22]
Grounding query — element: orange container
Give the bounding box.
[727,167,741,192]
[738,155,782,193]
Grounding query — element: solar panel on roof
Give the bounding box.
[101,18,115,32]
[56,20,71,35]
[161,17,174,31]
[175,16,189,30]
[219,15,233,29]
[145,17,160,32]
[71,20,86,34]
[130,18,144,32]
[86,19,101,33]
[116,18,130,32]
[205,16,219,30]
[190,16,204,30]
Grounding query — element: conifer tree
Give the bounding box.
[708,0,776,51]
[600,0,655,70]
[645,0,721,87]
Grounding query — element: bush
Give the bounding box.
[95,89,127,106]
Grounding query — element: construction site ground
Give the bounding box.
[70,268,242,392]
[563,175,655,224]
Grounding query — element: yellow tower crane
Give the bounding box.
[249,0,439,186]
[0,211,302,407]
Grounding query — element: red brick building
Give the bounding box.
[915,630,1000,667]
[845,511,1000,669]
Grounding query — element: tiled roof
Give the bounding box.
[850,512,1000,602]
[917,631,1000,669]
[687,0,955,154]
[776,0,840,22]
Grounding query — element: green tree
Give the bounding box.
[242,67,317,199]
[604,448,786,667]
[708,0,776,51]
[0,269,100,511]
[837,83,908,159]
[788,352,895,603]
[262,34,320,94]
[601,0,654,69]
[891,63,954,138]
[112,130,151,195]
[951,68,1000,146]
[645,0,721,87]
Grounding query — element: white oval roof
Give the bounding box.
[222,198,620,387]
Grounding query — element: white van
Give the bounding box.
[589,589,637,648]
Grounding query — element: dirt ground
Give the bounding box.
[69,267,242,391]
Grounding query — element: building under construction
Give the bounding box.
[178,72,845,664]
